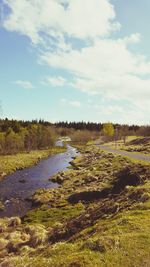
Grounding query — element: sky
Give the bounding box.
[0,0,150,125]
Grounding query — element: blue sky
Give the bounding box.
[0,0,150,125]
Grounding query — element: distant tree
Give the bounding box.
[102,123,115,139]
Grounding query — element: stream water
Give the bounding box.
[0,143,79,218]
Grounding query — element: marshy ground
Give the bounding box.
[0,144,150,267]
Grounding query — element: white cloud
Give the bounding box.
[14,80,34,89]
[41,37,150,111]
[2,0,120,46]
[42,76,66,87]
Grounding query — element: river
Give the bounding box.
[0,143,79,218]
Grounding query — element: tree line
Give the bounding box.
[54,121,150,138]
[0,118,149,155]
[1,118,149,135]
[0,120,56,155]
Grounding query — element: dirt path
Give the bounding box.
[98,145,150,163]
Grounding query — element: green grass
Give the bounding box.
[12,243,102,267]
[24,202,85,227]
[0,146,66,180]
[5,206,150,267]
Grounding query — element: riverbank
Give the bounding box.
[0,144,78,218]
[0,144,150,266]
[0,146,66,180]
